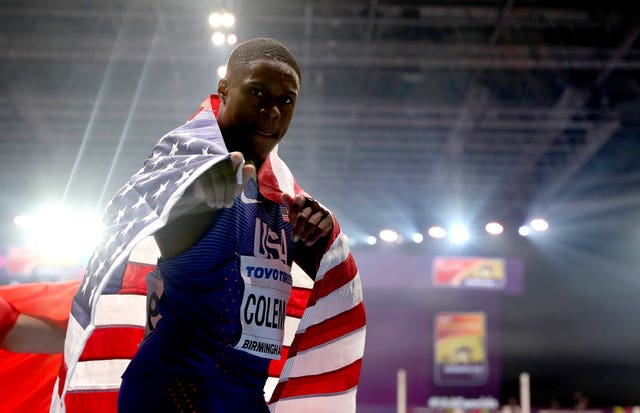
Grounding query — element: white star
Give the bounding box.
[162,161,177,172]
[132,193,147,210]
[143,210,157,223]
[105,233,118,249]
[121,220,135,236]
[94,260,105,276]
[169,142,180,156]
[182,155,197,166]
[114,207,127,225]
[119,182,136,198]
[151,151,161,158]
[202,146,211,155]
[152,157,164,167]
[152,181,169,199]
[111,244,124,260]
[80,277,91,294]
[184,137,197,149]
[176,171,191,186]
[136,173,158,186]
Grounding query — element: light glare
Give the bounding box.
[485,222,504,235]
[226,33,238,45]
[379,229,399,243]
[217,65,227,78]
[530,218,549,232]
[211,31,226,46]
[208,13,222,28]
[366,236,377,245]
[412,233,424,243]
[449,225,470,244]
[519,226,531,236]
[221,12,236,28]
[428,226,447,239]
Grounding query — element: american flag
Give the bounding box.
[50,95,366,413]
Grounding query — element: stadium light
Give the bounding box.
[485,221,504,235]
[449,225,470,245]
[530,218,549,232]
[217,65,227,78]
[366,235,377,245]
[379,229,399,243]
[428,226,447,239]
[412,232,424,243]
[518,226,531,236]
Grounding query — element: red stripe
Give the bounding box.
[306,254,358,308]
[268,345,290,377]
[65,390,119,413]
[119,262,154,295]
[290,302,366,356]
[270,359,362,402]
[57,362,68,397]
[286,287,310,318]
[79,326,144,361]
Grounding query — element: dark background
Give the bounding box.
[1,0,639,408]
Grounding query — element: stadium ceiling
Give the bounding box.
[1,0,639,241]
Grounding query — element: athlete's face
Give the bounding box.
[217,59,299,168]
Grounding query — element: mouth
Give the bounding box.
[256,129,278,138]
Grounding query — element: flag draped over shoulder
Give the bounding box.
[49,95,365,413]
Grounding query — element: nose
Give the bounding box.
[260,104,280,119]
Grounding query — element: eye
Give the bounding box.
[280,95,295,105]
[250,88,264,97]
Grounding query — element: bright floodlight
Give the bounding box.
[217,65,227,78]
[226,33,238,45]
[449,225,470,244]
[518,225,531,236]
[208,13,223,28]
[221,12,236,28]
[428,226,447,239]
[530,218,549,232]
[485,222,504,235]
[412,232,424,243]
[366,235,377,245]
[211,31,226,46]
[15,207,104,257]
[379,229,399,243]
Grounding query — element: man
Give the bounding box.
[52,38,366,413]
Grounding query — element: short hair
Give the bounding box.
[225,37,301,83]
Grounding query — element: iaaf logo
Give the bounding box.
[253,217,288,264]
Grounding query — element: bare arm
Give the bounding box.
[2,313,66,354]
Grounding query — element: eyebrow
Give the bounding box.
[245,81,298,96]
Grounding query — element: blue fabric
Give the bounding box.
[120,178,294,410]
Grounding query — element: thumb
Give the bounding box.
[242,163,257,187]
[281,193,294,210]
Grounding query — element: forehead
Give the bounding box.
[234,59,300,92]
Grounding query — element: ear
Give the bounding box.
[217,79,228,103]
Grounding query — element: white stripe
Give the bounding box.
[269,150,295,195]
[269,387,358,413]
[94,294,146,327]
[264,376,279,402]
[297,274,363,334]
[63,315,88,368]
[128,236,160,264]
[291,262,314,289]
[283,315,300,347]
[315,232,350,283]
[49,381,62,413]
[67,359,130,391]
[287,327,365,378]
